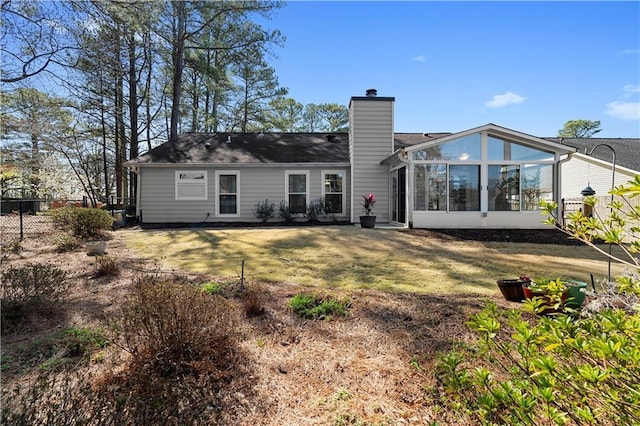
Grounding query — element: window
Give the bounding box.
[448,165,480,211]
[175,171,207,200]
[487,136,554,161]
[412,133,481,161]
[215,171,239,216]
[521,164,553,210]
[414,164,447,211]
[488,165,520,211]
[488,164,553,211]
[322,170,344,214]
[285,171,309,214]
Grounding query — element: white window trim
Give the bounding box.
[175,170,207,201]
[285,170,309,215]
[321,169,346,215]
[215,170,240,217]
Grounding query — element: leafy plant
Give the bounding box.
[49,207,114,238]
[278,200,294,223]
[289,292,350,319]
[436,301,640,425]
[1,262,69,334]
[200,281,223,295]
[54,234,81,252]
[253,199,275,223]
[306,198,326,222]
[540,174,640,273]
[361,193,376,216]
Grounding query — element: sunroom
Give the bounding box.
[395,124,575,229]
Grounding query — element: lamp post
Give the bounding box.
[585,144,616,283]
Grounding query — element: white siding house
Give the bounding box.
[127,89,637,229]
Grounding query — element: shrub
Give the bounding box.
[54,234,81,253]
[289,292,350,319]
[113,279,239,377]
[306,198,326,222]
[253,199,275,223]
[49,207,114,239]
[278,200,294,223]
[94,256,120,277]
[1,263,69,334]
[435,301,640,425]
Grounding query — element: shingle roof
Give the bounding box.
[544,137,640,172]
[393,133,453,149]
[128,132,350,165]
[128,132,639,173]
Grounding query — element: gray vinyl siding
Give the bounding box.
[349,98,394,222]
[138,165,351,223]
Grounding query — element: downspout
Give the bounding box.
[555,151,574,227]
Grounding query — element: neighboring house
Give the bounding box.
[129,89,637,229]
[545,138,640,199]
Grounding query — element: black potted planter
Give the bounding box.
[496,278,529,302]
[359,215,376,228]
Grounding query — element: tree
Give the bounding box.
[557,119,602,138]
[0,88,73,198]
[300,103,349,132]
[265,98,304,132]
[1,1,76,83]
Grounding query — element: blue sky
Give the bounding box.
[260,1,640,137]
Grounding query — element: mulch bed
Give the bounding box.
[406,228,585,245]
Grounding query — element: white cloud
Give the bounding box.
[605,101,640,121]
[618,49,640,55]
[412,54,426,62]
[622,85,640,98]
[484,92,527,108]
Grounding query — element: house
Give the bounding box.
[128,89,637,229]
[544,137,640,199]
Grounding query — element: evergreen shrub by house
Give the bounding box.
[253,199,275,223]
[434,176,640,425]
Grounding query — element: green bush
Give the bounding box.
[1,263,69,334]
[54,234,81,252]
[278,200,294,223]
[289,292,350,319]
[253,199,275,223]
[114,279,239,377]
[436,301,640,425]
[306,198,326,222]
[49,207,114,238]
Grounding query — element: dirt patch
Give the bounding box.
[1,227,522,424]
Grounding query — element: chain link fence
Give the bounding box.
[0,198,135,245]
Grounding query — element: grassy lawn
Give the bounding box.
[125,226,621,295]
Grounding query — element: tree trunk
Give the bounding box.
[170,1,186,140]
[128,31,138,205]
